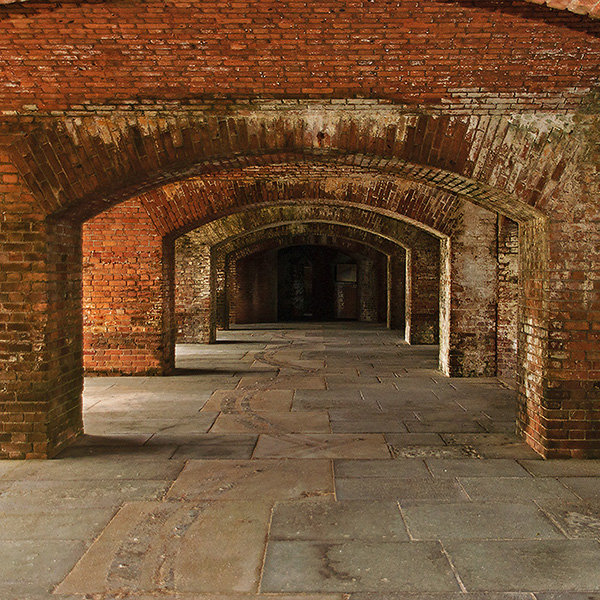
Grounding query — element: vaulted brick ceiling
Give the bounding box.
[1,0,598,17]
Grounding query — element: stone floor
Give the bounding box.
[1,323,600,600]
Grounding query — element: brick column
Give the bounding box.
[406,237,440,345]
[175,237,216,343]
[387,250,406,330]
[82,199,173,375]
[0,156,83,458]
[497,217,519,378]
[517,167,600,457]
[214,252,229,331]
[439,203,498,377]
[358,256,378,322]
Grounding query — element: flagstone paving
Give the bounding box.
[1,323,600,600]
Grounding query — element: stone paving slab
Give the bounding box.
[4,457,185,481]
[441,434,540,460]
[425,459,531,478]
[57,501,272,595]
[335,478,468,501]
[166,459,334,502]
[385,433,446,447]
[334,459,431,479]
[58,444,178,459]
[0,480,171,511]
[534,594,600,600]
[444,540,600,591]
[170,443,257,460]
[331,419,409,433]
[400,501,564,540]
[210,411,331,433]
[0,540,87,595]
[405,421,488,434]
[391,445,478,459]
[458,477,581,502]
[238,375,326,390]
[559,477,600,500]
[260,540,461,593]
[202,390,294,412]
[520,460,600,477]
[83,415,201,435]
[253,433,390,459]
[350,594,534,600]
[270,498,409,541]
[147,432,258,446]
[0,508,117,540]
[537,500,600,538]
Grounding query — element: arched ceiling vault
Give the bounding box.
[9,110,558,227]
[215,223,402,264]
[176,203,440,257]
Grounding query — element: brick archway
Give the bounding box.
[1,105,596,458]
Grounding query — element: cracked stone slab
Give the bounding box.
[166,459,333,502]
[335,478,468,502]
[441,433,541,459]
[384,433,447,447]
[559,478,600,501]
[520,460,600,478]
[390,445,480,459]
[260,540,460,593]
[253,433,390,459]
[537,500,600,539]
[201,389,294,412]
[400,501,564,540]
[210,411,331,433]
[444,540,600,591]
[270,498,409,542]
[56,500,272,595]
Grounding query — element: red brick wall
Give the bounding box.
[0,1,598,112]
[82,199,172,375]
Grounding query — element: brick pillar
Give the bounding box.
[497,217,519,378]
[517,175,600,457]
[175,237,216,343]
[440,203,498,377]
[227,257,237,326]
[0,156,83,458]
[387,250,406,330]
[358,256,378,322]
[82,199,173,375]
[406,238,440,345]
[214,252,229,331]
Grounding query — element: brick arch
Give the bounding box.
[178,203,441,341]
[214,223,400,332]
[175,218,437,345]
[175,202,443,248]
[8,107,555,226]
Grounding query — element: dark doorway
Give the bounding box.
[277,246,358,321]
